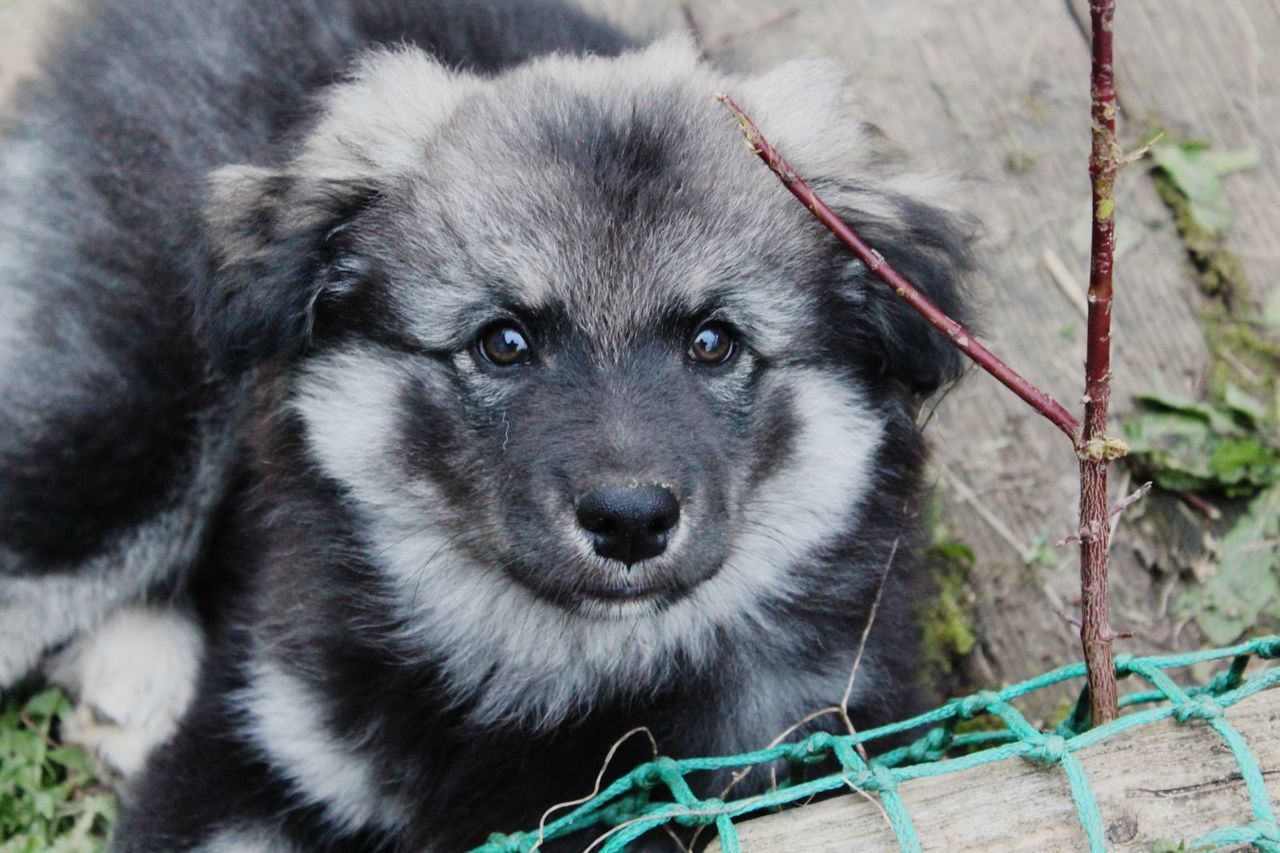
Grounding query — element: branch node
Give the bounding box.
[1120,130,1165,167]
[1078,435,1129,462]
[1059,481,1151,545]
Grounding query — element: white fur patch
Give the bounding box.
[292,349,882,730]
[715,371,884,603]
[50,605,203,780]
[290,348,410,510]
[198,826,297,853]
[237,659,407,835]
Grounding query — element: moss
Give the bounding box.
[1148,146,1279,423]
[920,541,978,676]
[1203,318,1280,410]
[1150,169,1251,308]
[950,711,1005,737]
[946,708,1008,756]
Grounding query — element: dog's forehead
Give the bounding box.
[373,79,820,348]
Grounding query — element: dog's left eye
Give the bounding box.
[687,322,736,366]
[477,323,532,366]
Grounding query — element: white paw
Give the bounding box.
[50,605,204,781]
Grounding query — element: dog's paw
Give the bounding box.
[50,605,204,781]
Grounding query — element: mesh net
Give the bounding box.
[476,636,1280,852]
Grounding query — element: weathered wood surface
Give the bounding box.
[0,2,1273,711]
[709,686,1280,852]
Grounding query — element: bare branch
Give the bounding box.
[1078,0,1122,726]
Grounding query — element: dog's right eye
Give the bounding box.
[687,321,736,366]
[476,323,532,367]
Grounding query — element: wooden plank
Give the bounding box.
[711,686,1280,852]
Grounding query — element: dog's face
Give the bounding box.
[204,39,971,724]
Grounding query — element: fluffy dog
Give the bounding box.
[0,0,973,848]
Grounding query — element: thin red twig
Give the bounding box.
[1078,0,1122,726]
[715,94,1081,441]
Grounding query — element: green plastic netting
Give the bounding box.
[475,636,1280,852]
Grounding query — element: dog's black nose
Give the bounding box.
[576,485,680,565]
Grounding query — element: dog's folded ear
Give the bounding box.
[737,60,978,396]
[197,47,472,370]
[199,166,380,370]
[824,180,978,396]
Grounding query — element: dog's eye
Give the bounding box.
[477,323,532,366]
[687,322,736,366]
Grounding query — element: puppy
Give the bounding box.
[0,0,973,848]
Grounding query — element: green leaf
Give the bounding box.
[45,747,96,779]
[1124,389,1280,495]
[930,540,976,566]
[1199,148,1259,176]
[1189,200,1232,234]
[0,688,116,849]
[1123,411,1218,491]
[1020,532,1057,568]
[1208,437,1280,494]
[1132,390,1244,435]
[1150,142,1257,235]
[1152,143,1222,207]
[21,690,67,721]
[1177,483,1280,644]
[1222,383,1267,426]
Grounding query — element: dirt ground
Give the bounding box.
[2,0,1277,717]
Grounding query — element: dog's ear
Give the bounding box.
[198,47,473,369]
[738,60,978,395]
[823,180,977,395]
[199,166,379,369]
